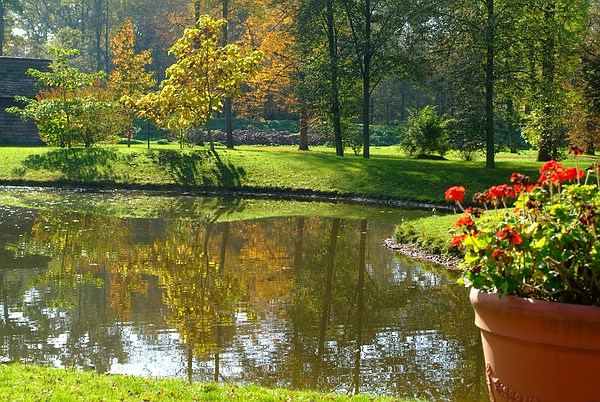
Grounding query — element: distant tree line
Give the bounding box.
[1,0,599,165]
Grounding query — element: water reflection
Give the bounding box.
[0,194,485,401]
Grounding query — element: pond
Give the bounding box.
[0,187,486,401]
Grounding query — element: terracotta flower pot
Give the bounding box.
[469,288,600,402]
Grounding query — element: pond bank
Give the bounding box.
[384,237,461,270]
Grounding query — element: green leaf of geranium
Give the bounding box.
[463,235,488,251]
[465,251,480,264]
[532,237,547,249]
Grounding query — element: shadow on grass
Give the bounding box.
[151,149,246,187]
[15,148,120,181]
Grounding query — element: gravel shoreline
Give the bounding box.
[383,237,461,270]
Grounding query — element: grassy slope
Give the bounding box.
[0,145,557,205]
[0,363,415,402]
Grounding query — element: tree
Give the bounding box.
[433,0,523,168]
[107,18,155,147]
[129,15,262,150]
[566,0,600,153]
[339,0,420,158]
[521,0,589,161]
[7,48,121,147]
[237,1,301,122]
[294,0,345,155]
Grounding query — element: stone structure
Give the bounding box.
[0,57,50,145]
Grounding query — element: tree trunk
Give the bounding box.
[506,99,518,153]
[105,0,110,72]
[362,0,371,159]
[94,0,103,71]
[326,0,343,156]
[225,98,234,148]
[299,111,309,151]
[207,121,215,152]
[222,0,234,149]
[0,1,5,56]
[484,0,495,169]
[537,2,557,162]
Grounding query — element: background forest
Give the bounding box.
[1,0,599,166]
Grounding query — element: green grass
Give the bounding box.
[0,363,417,402]
[393,213,463,255]
[0,144,584,206]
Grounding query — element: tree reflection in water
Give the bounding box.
[0,199,485,401]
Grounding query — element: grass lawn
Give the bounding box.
[0,363,417,402]
[0,144,586,207]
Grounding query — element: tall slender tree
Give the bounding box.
[107,18,155,147]
[339,0,418,158]
[521,0,589,161]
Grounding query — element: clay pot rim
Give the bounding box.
[470,288,600,351]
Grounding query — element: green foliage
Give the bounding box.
[447,95,486,161]
[453,160,600,305]
[522,107,568,160]
[370,125,400,146]
[342,120,363,156]
[6,48,122,147]
[401,106,451,158]
[108,18,156,146]
[393,223,418,244]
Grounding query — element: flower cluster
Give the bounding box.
[447,154,600,306]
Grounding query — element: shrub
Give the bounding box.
[401,106,451,158]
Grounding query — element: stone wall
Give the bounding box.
[0,57,50,145]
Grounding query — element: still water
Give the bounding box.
[0,187,485,401]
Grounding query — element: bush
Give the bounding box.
[401,106,451,158]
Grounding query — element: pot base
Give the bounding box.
[470,288,600,402]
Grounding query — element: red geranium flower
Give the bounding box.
[445,186,466,202]
[560,167,584,182]
[490,249,505,260]
[487,185,505,199]
[451,234,467,247]
[539,160,562,174]
[487,184,515,200]
[496,225,523,245]
[454,216,474,228]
